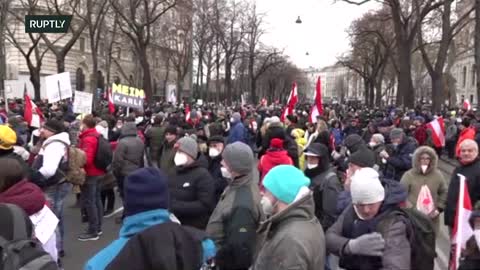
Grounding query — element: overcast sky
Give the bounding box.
[256,0,380,69]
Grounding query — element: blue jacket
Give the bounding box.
[383,137,417,181]
[227,121,247,144]
[84,209,171,270]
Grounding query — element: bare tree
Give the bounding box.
[6,0,50,100]
[110,0,177,100]
[193,0,214,100]
[417,0,473,112]
[40,0,87,73]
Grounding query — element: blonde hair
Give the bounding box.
[316,119,328,133]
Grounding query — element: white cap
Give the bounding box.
[351,168,385,204]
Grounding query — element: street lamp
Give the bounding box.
[296,16,302,24]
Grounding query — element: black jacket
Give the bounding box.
[106,222,207,270]
[169,161,215,229]
[259,124,299,168]
[208,155,228,203]
[445,159,480,228]
[383,137,416,181]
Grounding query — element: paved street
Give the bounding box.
[61,160,456,270]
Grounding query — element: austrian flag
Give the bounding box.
[426,117,445,148]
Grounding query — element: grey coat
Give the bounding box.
[253,192,325,270]
[112,123,145,177]
[326,205,411,270]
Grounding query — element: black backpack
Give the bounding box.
[89,134,113,170]
[378,208,437,270]
[0,204,58,270]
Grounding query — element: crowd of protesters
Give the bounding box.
[0,96,479,270]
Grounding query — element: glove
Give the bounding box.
[346,232,385,257]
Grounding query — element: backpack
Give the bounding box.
[0,204,58,270]
[378,208,437,270]
[44,140,87,186]
[87,134,113,171]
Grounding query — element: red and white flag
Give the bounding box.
[281,82,298,122]
[449,174,474,270]
[463,99,472,111]
[107,87,115,114]
[426,117,445,148]
[185,104,191,123]
[261,98,267,106]
[309,76,324,123]
[23,84,44,128]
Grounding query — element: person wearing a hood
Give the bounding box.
[445,139,480,230]
[112,121,145,199]
[291,128,307,170]
[459,210,480,269]
[368,133,386,172]
[258,138,293,191]
[77,115,108,241]
[0,158,58,263]
[206,142,262,270]
[169,137,215,229]
[30,119,71,254]
[145,114,166,167]
[85,167,204,270]
[304,143,342,232]
[159,125,178,175]
[326,168,410,270]
[0,125,32,178]
[227,112,247,144]
[400,146,447,234]
[207,135,228,203]
[381,128,416,181]
[412,116,427,146]
[253,165,325,270]
[260,121,299,168]
[456,118,476,158]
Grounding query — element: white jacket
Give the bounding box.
[38,132,71,179]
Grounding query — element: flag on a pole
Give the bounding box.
[426,117,445,148]
[449,174,474,270]
[24,84,44,128]
[185,104,191,123]
[309,76,324,123]
[463,99,472,111]
[281,82,298,122]
[107,87,115,114]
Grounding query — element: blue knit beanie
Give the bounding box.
[124,168,169,217]
[263,165,310,204]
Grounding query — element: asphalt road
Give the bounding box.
[61,160,457,270]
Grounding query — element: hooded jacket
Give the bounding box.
[145,124,166,163]
[227,119,247,144]
[258,148,293,185]
[159,139,177,176]
[400,146,447,233]
[78,128,105,176]
[208,154,228,203]
[112,123,145,177]
[326,179,410,270]
[169,160,215,229]
[252,192,325,270]
[292,128,307,170]
[304,144,342,231]
[259,123,299,168]
[383,136,416,181]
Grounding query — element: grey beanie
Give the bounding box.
[232,112,241,122]
[222,142,254,175]
[390,128,405,140]
[176,137,198,159]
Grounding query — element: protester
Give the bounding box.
[206,142,262,270]
[207,135,228,203]
[169,136,215,229]
[412,116,428,146]
[285,115,297,138]
[382,128,416,181]
[326,168,410,270]
[227,112,247,144]
[0,124,31,175]
[455,118,476,158]
[145,114,166,167]
[253,165,325,270]
[368,133,386,172]
[400,146,447,234]
[291,128,307,170]
[258,138,293,190]
[159,125,178,175]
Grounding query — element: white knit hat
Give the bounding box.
[351,168,385,204]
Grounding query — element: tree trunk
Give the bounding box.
[56,56,66,73]
[431,72,444,112]
[375,80,383,107]
[363,79,369,105]
[29,65,41,100]
[138,44,153,101]
[397,43,415,108]
[476,0,480,107]
[225,61,232,105]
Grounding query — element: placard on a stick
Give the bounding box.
[45,72,72,103]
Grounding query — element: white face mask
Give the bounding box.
[369,142,377,148]
[474,230,480,249]
[209,148,221,158]
[421,165,428,174]
[306,163,318,170]
[346,150,351,156]
[261,196,275,216]
[230,117,235,123]
[220,167,232,179]
[174,152,188,166]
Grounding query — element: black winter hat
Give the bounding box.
[349,147,376,168]
[43,119,65,134]
[208,135,225,145]
[286,115,298,124]
[124,168,169,217]
[344,134,363,150]
[165,125,178,135]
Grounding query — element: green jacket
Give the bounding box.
[145,125,165,162]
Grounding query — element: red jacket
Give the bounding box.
[78,128,105,176]
[258,149,293,191]
[456,127,476,157]
[413,124,427,146]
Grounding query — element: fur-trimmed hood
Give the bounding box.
[412,146,438,174]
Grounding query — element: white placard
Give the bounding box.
[167,84,177,104]
[45,72,73,103]
[197,99,203,106]
[73,91,93,114]
[29,205,59,245]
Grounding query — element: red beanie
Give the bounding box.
[270,138,284,149]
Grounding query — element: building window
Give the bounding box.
[472,64,476,86]
[463,66,467,87]
[79,37,85,52]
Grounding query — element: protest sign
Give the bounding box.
[111,83,145,109]
[73,91,93,114]
[167,84,177,104]
[45,72,72,103]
